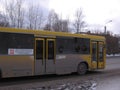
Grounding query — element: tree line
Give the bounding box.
[0,0,120,55]
[87,30,120,55]
[0,0,86,33]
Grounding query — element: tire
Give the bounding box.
[77,63,87,75]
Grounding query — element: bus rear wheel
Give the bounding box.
[77,63,87,75]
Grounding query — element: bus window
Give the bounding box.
[36,40,43,59]
[79,38,90,54]
[56,37,90,54]
[0,32,34,55]
[92,43,97,61]
[56,37,74,54]
[99,44,104,61]
[48,41,54,59]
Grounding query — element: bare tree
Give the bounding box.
[45,10,70,32]
[16,0,25,28]
[5,0,25,28]
[62,18,70,32]
[52,19,69,32]
[5,0,16,27]
[105,33,119,55]
[73,8,86,33]
[44,23,51,30]
[27,5,44,30]
[45,10,59,31]
[0,12,9,27]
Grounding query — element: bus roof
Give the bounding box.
[0,27,105,41]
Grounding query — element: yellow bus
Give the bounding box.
[0,27,106,78]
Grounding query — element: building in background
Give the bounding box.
[80,31,120,55]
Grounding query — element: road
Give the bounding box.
[0,56,120,90]
[97,56,120,90]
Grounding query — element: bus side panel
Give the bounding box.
[0,55,34,78]
[55,54,86,75]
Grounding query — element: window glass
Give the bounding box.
[92,43,97,61]
[48,41,54,59]
[56,37,74,54]
[99,44,104,61]
[56,37,90,54]
[75,38,90,54]
[36,40,43,59]
[0,32,34,55]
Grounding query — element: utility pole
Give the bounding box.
[104,20,112,34]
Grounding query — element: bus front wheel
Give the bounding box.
[77,63,87,75]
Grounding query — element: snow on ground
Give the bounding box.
[27,80,97,90]
[106,54,120,57]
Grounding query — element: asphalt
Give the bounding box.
[0,56,120,90]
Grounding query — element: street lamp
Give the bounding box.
[104,20,112,34]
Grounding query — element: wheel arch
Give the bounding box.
[80,61,89,70]
[77,61,89,69]
[77,61,89,75]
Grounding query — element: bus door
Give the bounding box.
[97,42,105,69]
[46,39,56,73]
[35,38,55,75]
[91,41,105,69]
[91,42,97,69]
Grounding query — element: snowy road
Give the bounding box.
[0,56,120,90]
[97,56,120,90]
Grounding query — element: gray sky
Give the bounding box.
[48,0,120,34]
[0,0,120,34]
